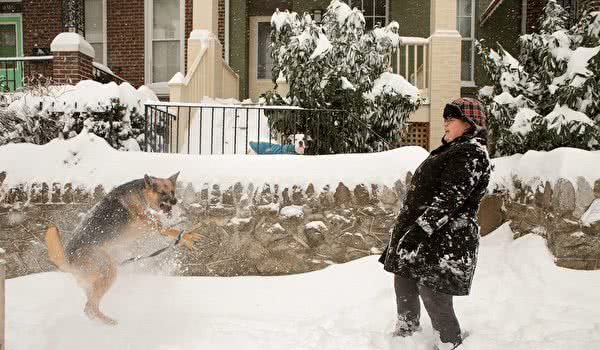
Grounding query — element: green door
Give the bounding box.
[0,16,23,92]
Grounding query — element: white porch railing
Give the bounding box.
[169,31,239,103]
[393,36,430,101]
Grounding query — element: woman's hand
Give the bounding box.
[395,224,426,255]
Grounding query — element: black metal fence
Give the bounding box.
[0,56,53,92]
[144,102,391,155]
[92,64,129,85]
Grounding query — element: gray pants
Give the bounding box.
[394,275,462,347]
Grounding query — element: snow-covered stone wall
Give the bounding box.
[1,134,599,277]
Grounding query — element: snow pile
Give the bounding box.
[489,147,600,192]
[6,224,600,349]
[0,129,428,192]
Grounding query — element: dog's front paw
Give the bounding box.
[180,232,202,249]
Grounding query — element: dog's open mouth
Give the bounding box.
[159,202,172,213]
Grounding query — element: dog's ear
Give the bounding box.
[168,171,180,185]
[144,174,153,189]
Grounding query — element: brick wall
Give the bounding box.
[22,0,62,57]
[52,52,93,85]
[21,0,226,87]
[106,0,145,87]
[526,0,546,33]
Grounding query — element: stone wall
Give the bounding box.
[2,168,599,279]
[0,171,415,279]
[502,176,600,270]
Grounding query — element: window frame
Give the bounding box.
[457,0,476,86]
[144,0,185,95]
[348,0,389,29]
[255,20,273,80]
[84,0,107,64]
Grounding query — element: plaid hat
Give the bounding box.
[443,98,487,129]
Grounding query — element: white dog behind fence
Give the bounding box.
[247,134,307,155]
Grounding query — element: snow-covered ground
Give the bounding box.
[7,223,600,350]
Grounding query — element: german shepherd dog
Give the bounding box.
[45,172,199,325]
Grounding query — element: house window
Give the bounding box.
[457,0,475,83]
[84,0,105,63]
[257,22,273,80]
[145,0,185,89]
[348,0,388,29]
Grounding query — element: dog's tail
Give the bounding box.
[45,224,67,270]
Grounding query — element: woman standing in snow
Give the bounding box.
[379,98,492,349]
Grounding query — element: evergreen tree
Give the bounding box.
[478,0,600,156]
[265,0,421,154]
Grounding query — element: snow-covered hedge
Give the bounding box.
[478,1,600,156]
[1,80,158,151]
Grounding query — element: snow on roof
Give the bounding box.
[364,72,420,103]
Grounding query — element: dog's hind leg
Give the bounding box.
[73,250,118,325]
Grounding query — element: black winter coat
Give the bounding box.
[379,133,492,296]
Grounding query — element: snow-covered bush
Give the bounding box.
[1,80,158,151]
[477,0,600,156]
[265,0,421,153]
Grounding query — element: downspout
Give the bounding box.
[225,0,230,64]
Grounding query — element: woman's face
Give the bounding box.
[443,117,472,142]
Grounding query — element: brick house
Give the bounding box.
[1,0,475,150]
[0,0,228,97]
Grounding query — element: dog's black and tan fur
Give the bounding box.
[45,172,198,325]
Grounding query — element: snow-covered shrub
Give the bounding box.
[1,80,158,151]
[478,0,600,156]
[265,0,421,154]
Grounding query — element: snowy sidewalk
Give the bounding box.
[7,223,600,350]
